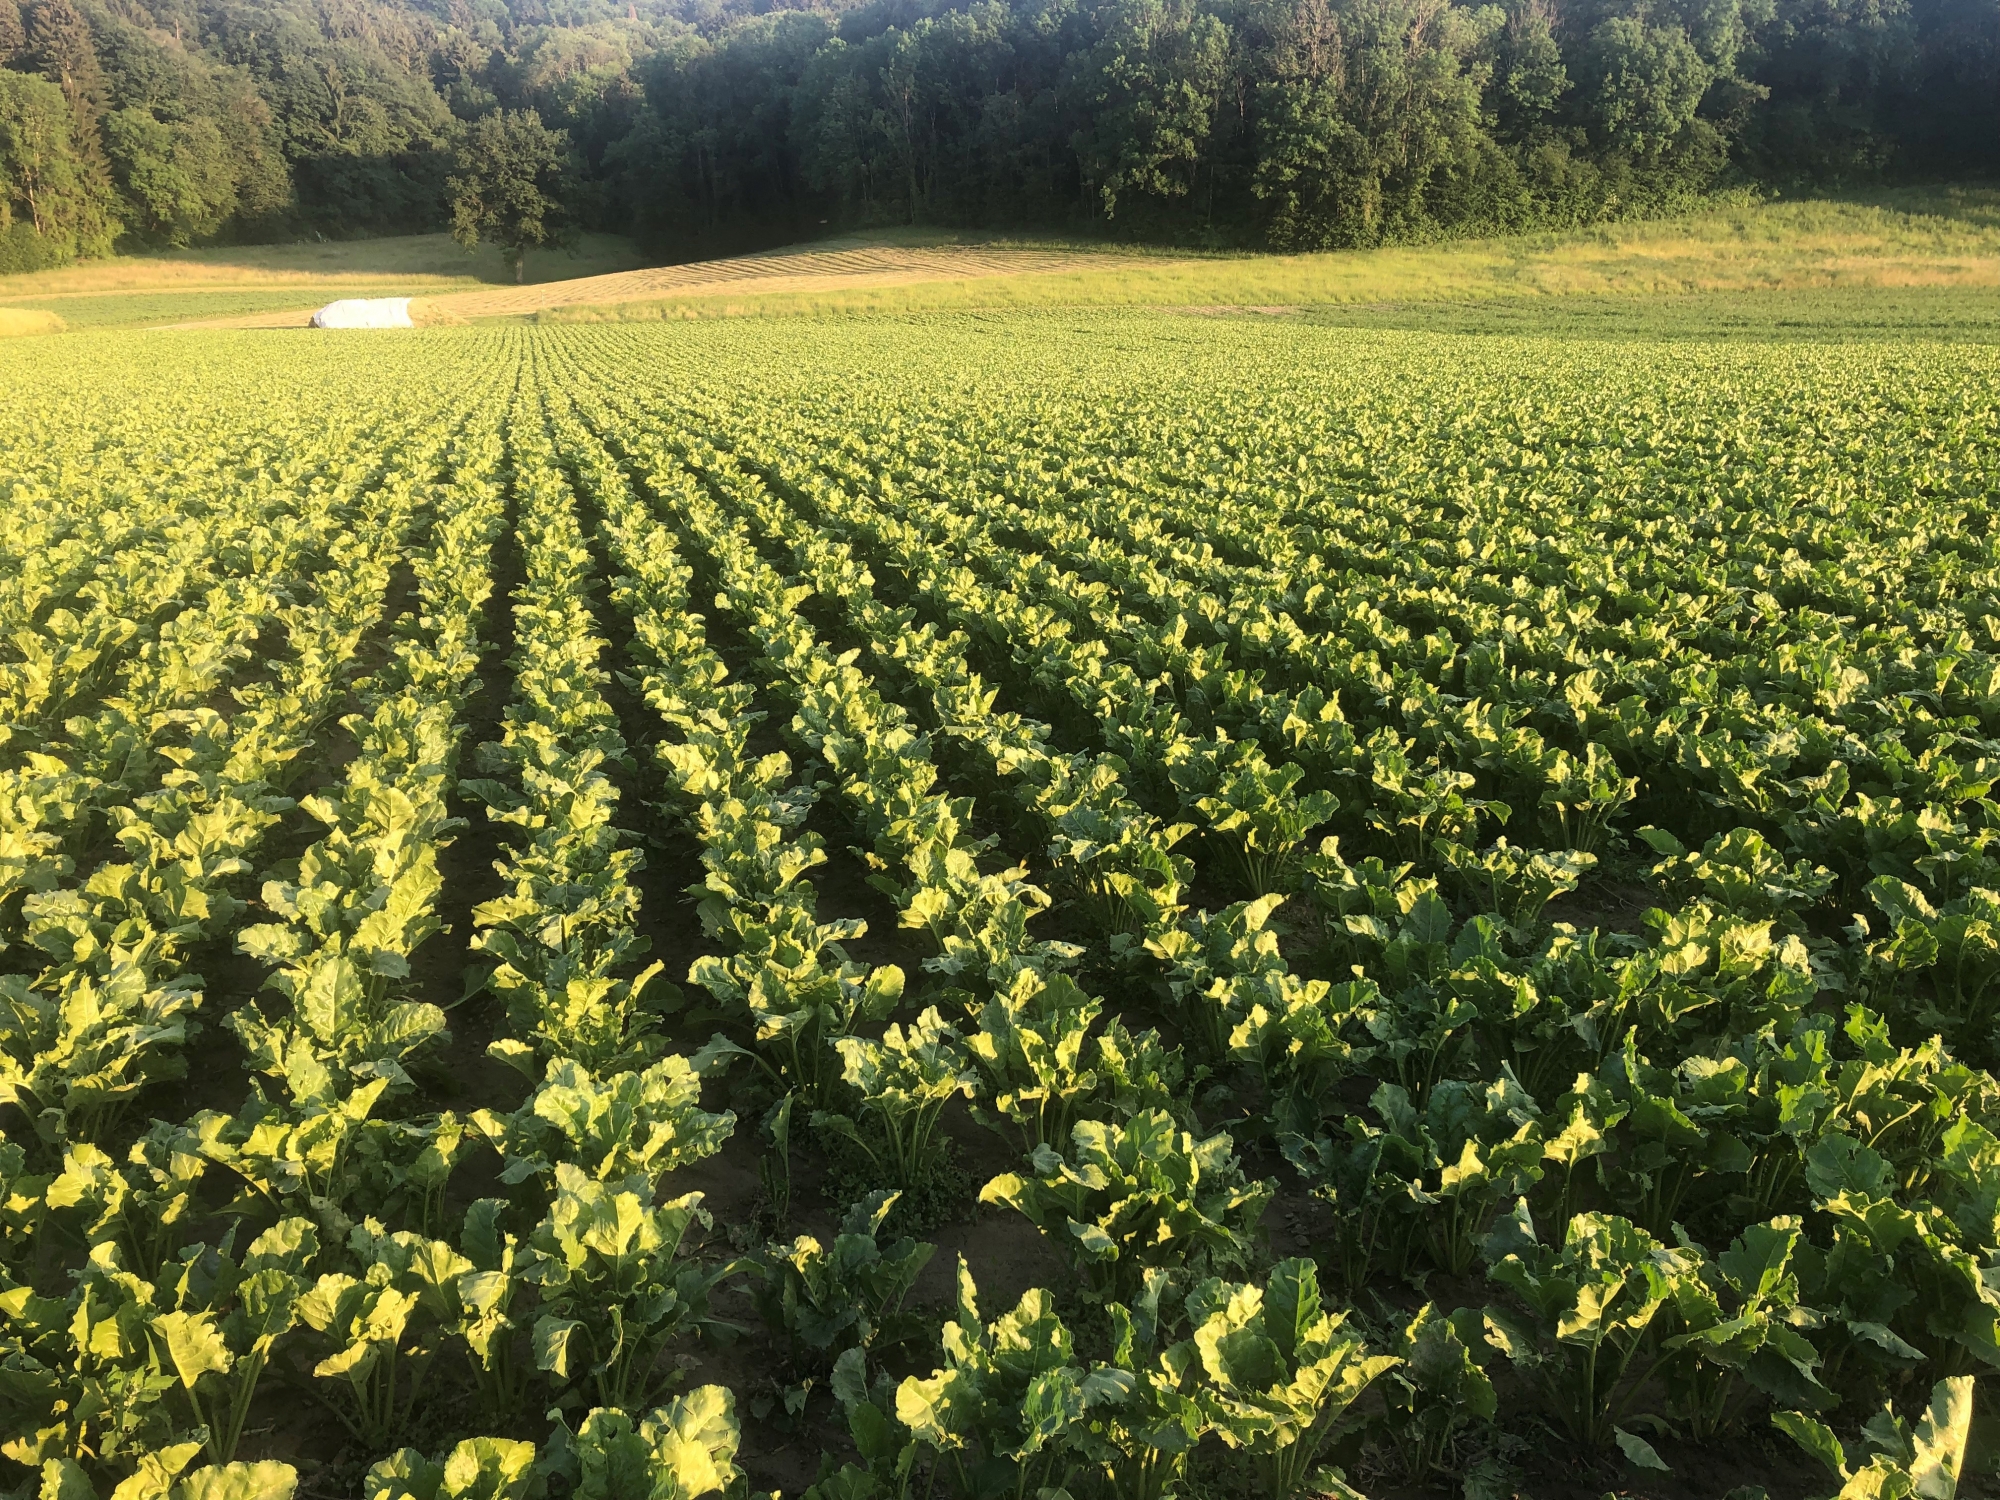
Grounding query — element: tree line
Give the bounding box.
[0,0,1993,272]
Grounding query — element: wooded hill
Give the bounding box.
[0,0,1993,271]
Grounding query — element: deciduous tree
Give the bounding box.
[0,65,112,255]
[447,108,577,282]
[0,2,26,63]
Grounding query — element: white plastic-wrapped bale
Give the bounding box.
[310,297,415,329]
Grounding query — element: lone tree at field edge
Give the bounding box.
[447,109,576,283]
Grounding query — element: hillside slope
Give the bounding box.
[3,192,1997,336]
[524,196,2000,323]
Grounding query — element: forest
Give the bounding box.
[0,0,1994,270]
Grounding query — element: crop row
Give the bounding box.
[2,319,1998,1500]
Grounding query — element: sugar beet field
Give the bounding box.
[5,316,2000,1500]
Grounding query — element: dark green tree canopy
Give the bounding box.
[447,105,576,277]
[27,0,103,119]
[0,63,112,263]
[0,0,1991,269]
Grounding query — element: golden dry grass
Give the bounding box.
[409,239,1159,324]
[0,307,63,337]
[539,197,2000,323]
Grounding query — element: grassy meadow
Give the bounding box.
[2,187,1998,337]
[0,232,645,332]
[534,190,2000,323]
